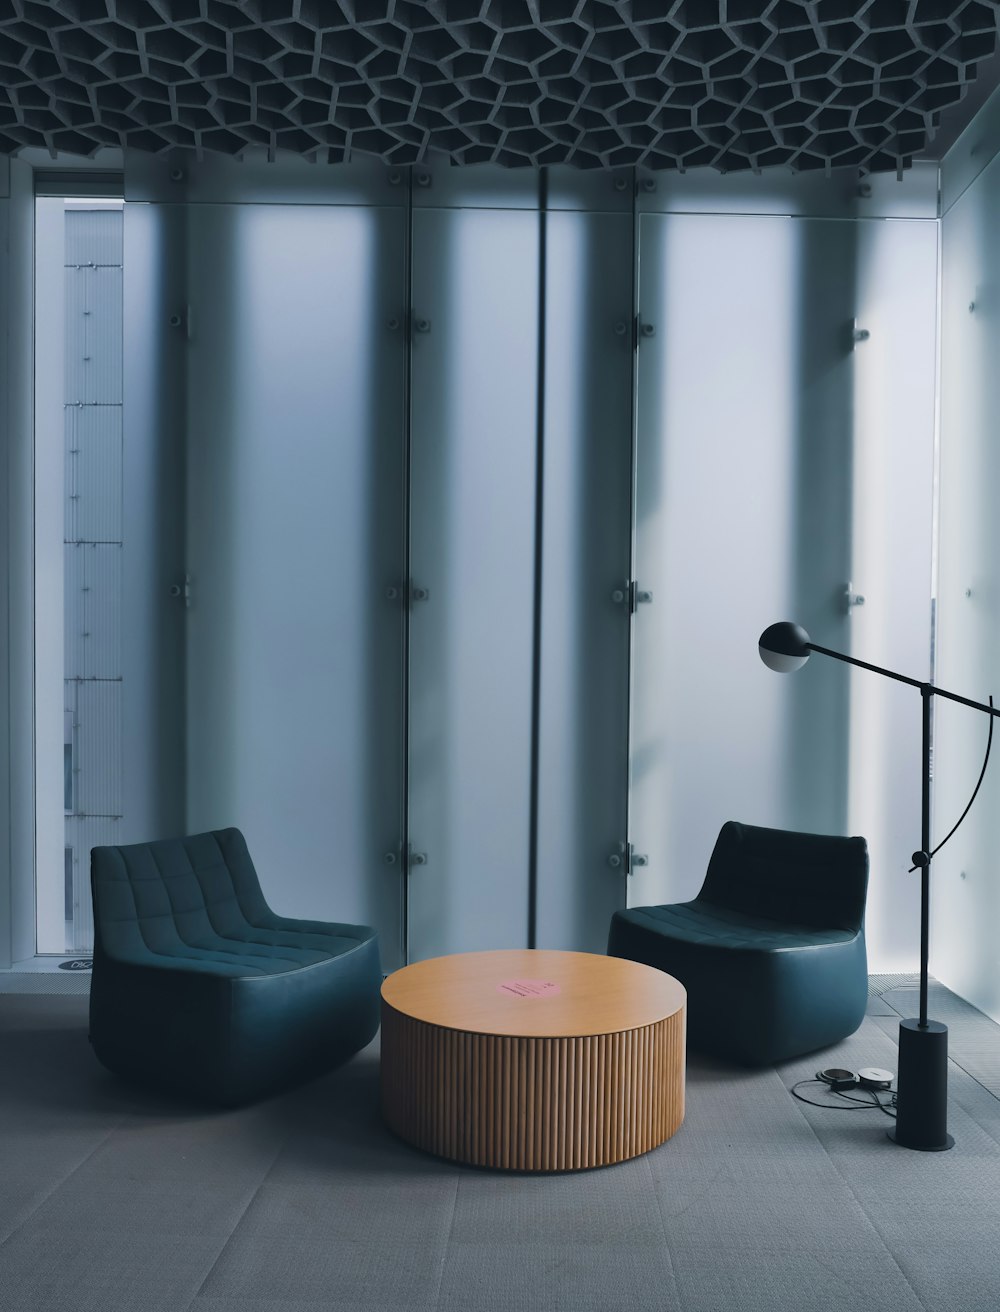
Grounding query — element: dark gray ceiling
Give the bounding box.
[1,1,998,172]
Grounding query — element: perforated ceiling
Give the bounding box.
[0,1,997,172]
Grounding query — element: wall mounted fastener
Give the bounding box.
[168,306,192,339]
[612,581,653,612]
[635,315,656,346]
[609,843,648,875]
[169,575,192,607]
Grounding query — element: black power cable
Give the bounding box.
[791,1079,896,1118]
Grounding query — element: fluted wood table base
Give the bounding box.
[380,950,686,1171]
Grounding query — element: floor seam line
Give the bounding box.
[0,1120,122,1251]
[948,1053,1000,1105]
[643,1151,685,1312]
[782,1060,933,1312]
[429,1169,461,1310]
[189,1126,292,1303]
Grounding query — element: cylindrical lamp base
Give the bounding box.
[887,1018,954,1152]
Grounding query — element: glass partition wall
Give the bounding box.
[32,190,186,957]
[628,205,937,974]
[181,198,408,966]
[934,143,1000,1020]
[34,197,127,954]
[23,159,937,970]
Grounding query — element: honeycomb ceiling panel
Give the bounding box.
[0,0,998,172]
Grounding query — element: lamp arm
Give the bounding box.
[810,640,1000,718]
[806,641,925,689]
[803,639,1000,875]
[908,694,994,872]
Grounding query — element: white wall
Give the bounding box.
[933,98,1000,1022]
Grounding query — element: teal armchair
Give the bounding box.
[608,820,869,1066]
[89,828,381,1104]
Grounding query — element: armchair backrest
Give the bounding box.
[91,828,272,959]
[698,820,869,933]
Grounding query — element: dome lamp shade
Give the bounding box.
[759,622,812,673]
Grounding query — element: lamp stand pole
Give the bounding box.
[795,642,1000,1151]
[761,624,999,1151]
[886,683,953,1151]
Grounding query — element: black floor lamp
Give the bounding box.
[758,621,996,1152]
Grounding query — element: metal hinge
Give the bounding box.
[407,844,427,872]
[611,581,653,613]
[385,844,427,872]
[608,842,648,876]
[633,314,655,349]
[384,581,429,605]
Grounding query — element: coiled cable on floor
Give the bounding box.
[791,1079,896,1118]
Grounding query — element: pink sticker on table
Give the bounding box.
[497,979,561,998]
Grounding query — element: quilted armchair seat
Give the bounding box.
[90,828,381,1105]
[608,821,869,1066]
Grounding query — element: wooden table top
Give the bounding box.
[380,949,686,1038]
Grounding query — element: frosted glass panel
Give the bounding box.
[36,200,136,955]
[628,213,856,910]
[535,210,632,952]
[184,204,406,966]
[934,153,1000,1021]
[407,208,538,960]
[121,201,186,850]
[629,211,936,976]
[847,219,936,974]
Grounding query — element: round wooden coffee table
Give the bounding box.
[380,949,686,1171]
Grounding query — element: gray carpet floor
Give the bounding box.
[1,977,999,1312]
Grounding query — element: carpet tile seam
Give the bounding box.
[640,1149,684,1312]
[189,1126,295,1306]
[0,1120,122,1252]
[432,1170,461,1311]
[780,1064,933,1312]
[934,1063,1000,1152]
[947,1054,1000,1112]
